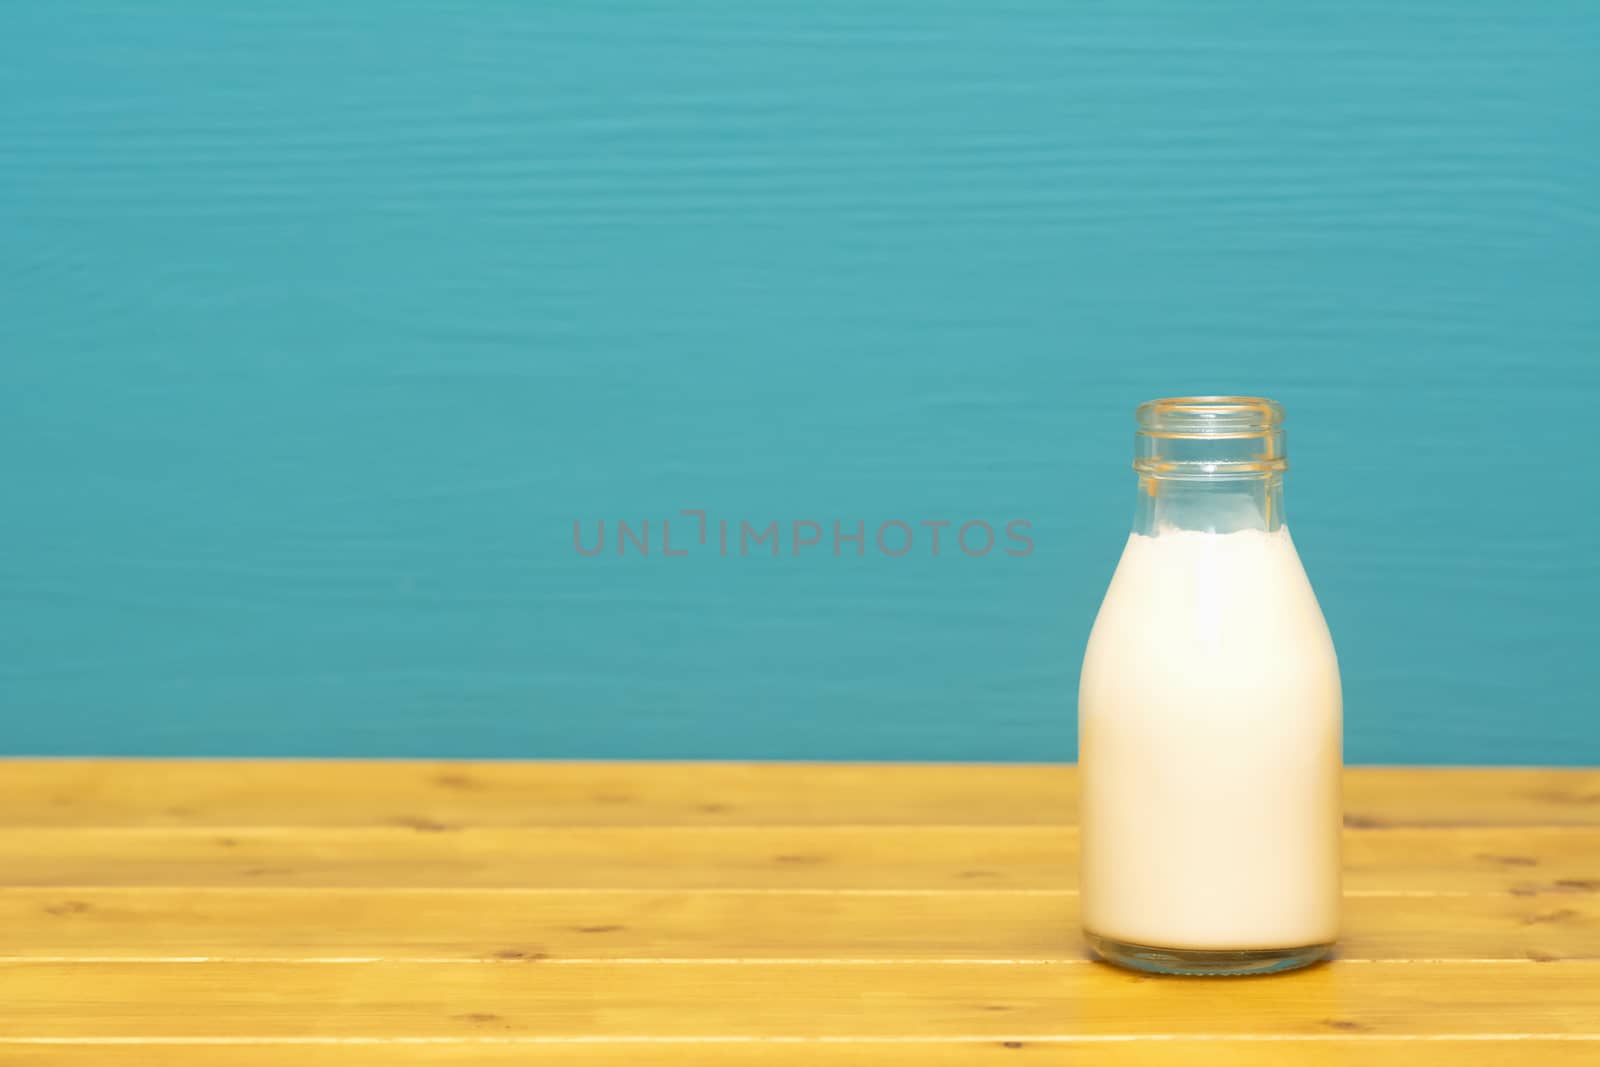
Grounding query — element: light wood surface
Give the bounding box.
[5,1047,1600,1067]
[3,888,1595,962]
[3,824,1597,892]
[2,761,1597,1062]
[6,761,1598,827]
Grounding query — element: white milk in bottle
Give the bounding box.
[1079,396,1342,976]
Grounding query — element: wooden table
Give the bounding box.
[2,761,1598,1064]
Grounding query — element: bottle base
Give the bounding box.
[1085,931,1332,976]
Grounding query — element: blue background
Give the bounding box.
[4,2,1597,762]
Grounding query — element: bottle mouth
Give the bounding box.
[1134,396,1287,476]
[1135,396,1284,438]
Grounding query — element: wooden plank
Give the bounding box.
[0,825,1595,892]
[2,961,1598,1038]
[0,761,1073,828]
[3,1043,1599,1067]
[4,762,1597,828]
[5,764,1596,1056]
[2,888,1596,963]
[1341,768,1600,828]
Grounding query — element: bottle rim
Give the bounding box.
[1133,396,1287,476]
[1136,396,1284,439]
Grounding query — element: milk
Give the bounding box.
[1079,524,1342,951]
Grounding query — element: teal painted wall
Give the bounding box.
[4,2,1597,762]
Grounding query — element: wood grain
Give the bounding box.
[3,888,1596,962]
[4,761,1598,1059]
[6,1045,1600,1067]
[3,959,1600,1043]
[4,960,1599,1038]
[5,762,1599,827]
[1,824,1595,892]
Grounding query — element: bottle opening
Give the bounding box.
[1134,395,1286,477]
[1136,396,1284,439]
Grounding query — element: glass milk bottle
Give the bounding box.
[1079,396,1342,976]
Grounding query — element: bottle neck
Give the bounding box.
[1135,472,1284,536]
[1132,396,1288,537]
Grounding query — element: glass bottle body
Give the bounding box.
[1079,398,1342,976]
